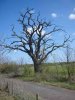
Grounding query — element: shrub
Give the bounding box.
[0,63,19,74]
[23,66,34,77]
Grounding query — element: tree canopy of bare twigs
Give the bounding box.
[0,8,69,73]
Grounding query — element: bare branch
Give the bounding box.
[0,8,70,72]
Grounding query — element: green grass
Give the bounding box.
[40,81,75,90]
[17,76,34,81]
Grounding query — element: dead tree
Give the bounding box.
[65,44,75,81]
[0,8,69,73]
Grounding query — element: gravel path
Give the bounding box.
[0,75,75,100]
[11,79,75,100]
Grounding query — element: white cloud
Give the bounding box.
[14,50,17,53]
[27,26,45,36]
[41,30,45,36]
[35,26,45,35]
[29,10,35,14]
[27,27,32,33]
[36,30,45,36]
[51,13,57,18]
[69,13,75,20]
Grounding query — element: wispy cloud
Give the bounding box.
[69,13,75,20]
[68,8,75,20]
[51,13,57,18]
[29,10,35,14]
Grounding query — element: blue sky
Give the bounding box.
[0,0,75,63]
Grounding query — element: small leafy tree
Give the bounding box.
[0,8,69,73]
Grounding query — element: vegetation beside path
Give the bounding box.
[0,62,75,90]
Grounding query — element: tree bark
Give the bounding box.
[34,62,41,73]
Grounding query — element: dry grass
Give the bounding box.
[0,90,15,100]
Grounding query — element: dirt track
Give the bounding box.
[11,79,75,100]
[0,75,75,100]
[24,82,75,100]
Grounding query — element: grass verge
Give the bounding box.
[40,81,75,90]
[0,90,15,100]
[17,76,75,90]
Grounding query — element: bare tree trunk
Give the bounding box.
[67,63,71,82]
[34,62,41,73]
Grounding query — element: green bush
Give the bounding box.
[0,63,19,74]
[23,66,34,77]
